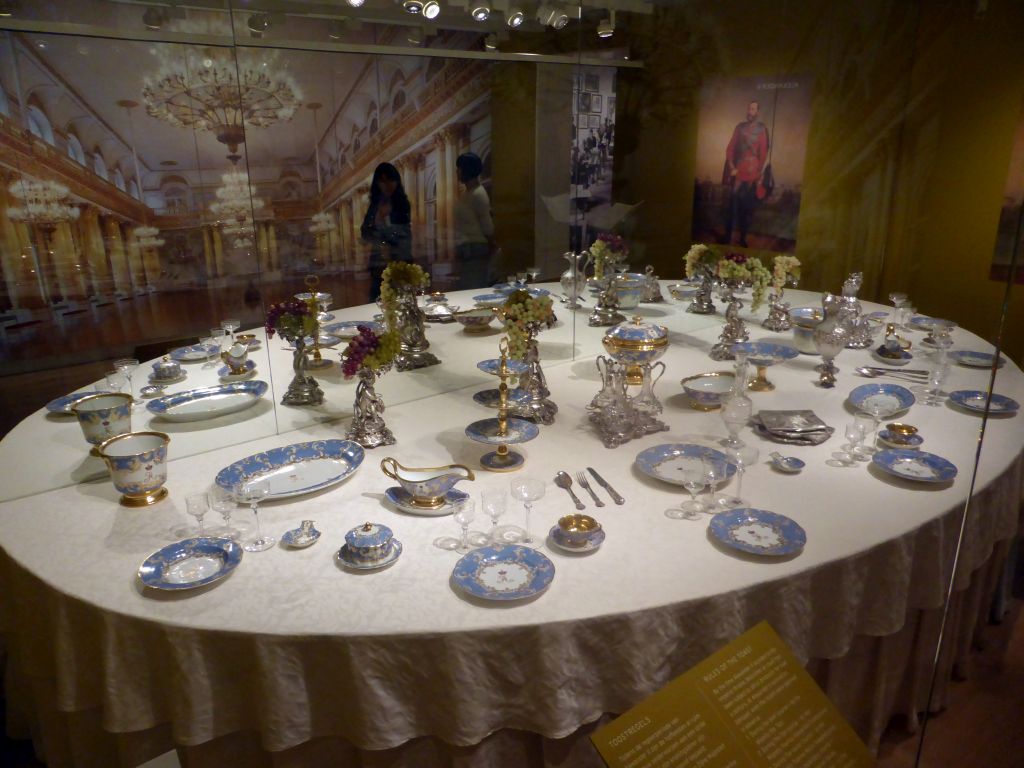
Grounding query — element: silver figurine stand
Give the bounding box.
[346,366,395,448]
[588,280,625,327]
[512,327,558,425]
[762,292,792,331]
[687,271,716,315]
[281,340,324,406]
[394,290,440,371]
[709,293,749,361]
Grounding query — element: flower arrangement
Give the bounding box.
[379,261,430,330]
[590,232,629,279]
[771,254,801,292]
[717,252,772,311]
[683,243,718,278]
[264,300,317,341]
[501,289,555,359]
[341,325,400,378]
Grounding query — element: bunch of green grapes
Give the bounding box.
[502,294,554,360]
[363,329,401,371]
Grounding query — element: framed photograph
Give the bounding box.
[592,94,603,112]
[584,73,600,93]
[578,92,592,113]
[589,114,601,128]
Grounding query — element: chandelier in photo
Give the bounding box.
[309,211,334,235]
[210,170,265,249]
[142,48,301,163]
[134,226,165,248]
[7,178,80,226]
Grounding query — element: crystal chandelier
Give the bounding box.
[309,211,333,235]
[7,178,80,225]
[134,225,165,248]
[210,170,264,249]
[142,48,301,163]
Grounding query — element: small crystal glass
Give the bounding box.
[208,484,239,538]
[703,455,730,509]
[105,369,127,394]
[453,499,477,554]
[475,488,507,545]
[665,462,705,520]
[925,351,951,406]
[221,318,241,343]
[185,493,208,535]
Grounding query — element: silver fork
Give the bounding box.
[575,471,605,507]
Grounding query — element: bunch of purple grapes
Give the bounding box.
[342,325,381,377]
[264,300,310,338]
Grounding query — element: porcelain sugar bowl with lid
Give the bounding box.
[344,521,395,564]
[602,315,669,385]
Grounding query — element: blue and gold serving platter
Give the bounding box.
[731,341,799,367]
[948,350,1005,369]
[472,388,531,408]
[216,439,365,499]
[138,537,242,591]
[465,417,539,445]
[170,343,219,362]
[452,544,555,601]
[146,380,268,422]
[477,358,530,376]
[708,508,806,557]
[46,391,96,415]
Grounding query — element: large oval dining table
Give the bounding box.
[0,284,1020,768]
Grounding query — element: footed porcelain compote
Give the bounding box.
[731,341,799,392]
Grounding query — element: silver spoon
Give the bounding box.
[769,452,805,473]
[554,471,585,510]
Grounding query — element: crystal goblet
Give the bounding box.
[510,477,545,547]
[234,479,274,552]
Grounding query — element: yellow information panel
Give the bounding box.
[591,621,874,768]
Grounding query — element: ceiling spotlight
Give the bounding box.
[537,4,566,28]
[506,7,524,28]
[471,5,490,22]
[247,12,270,38]
[142,7,164,30]
[0,0,19,17]
[552,8,570,29]
[423,1,440,19]
[403,0,423,13]
[346,0,365,6]
[484,33,498,51]
[597,9,615,38]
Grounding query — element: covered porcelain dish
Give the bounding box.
[344,522,394,563]
[423,293,459,323]
[151,356,182,380]
[602,316,669,367]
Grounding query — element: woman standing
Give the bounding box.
[361,162,412,301]
[453,152,495,290]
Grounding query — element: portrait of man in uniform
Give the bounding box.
[691,75,814,253]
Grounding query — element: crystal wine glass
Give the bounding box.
[112,357,140,401]
[208,484,238,539]
[665,462,706,520]
[105,369,127,394]
[221,318,241,343]
[477,488,507,544]
[234,479,274,552]
[925,350,951,406]
[526,267,540,283]
[210,327,228,354]
[841,421,866,460]
[703,455,730,509]
[510,477,545,547]
[185,493,208,535]
[718,446,759,509]
[720,390,752,449]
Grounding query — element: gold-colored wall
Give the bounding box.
[613,0,1024,362]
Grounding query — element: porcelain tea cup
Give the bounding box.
[94,431,170,507]
[557,514,602,547]
[220,342,249,374]
[151,356,182,381]
[71,392,133,450]
[379,457,475,508]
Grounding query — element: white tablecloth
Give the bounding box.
[1,287,1022,767]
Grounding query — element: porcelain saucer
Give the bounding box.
[384,486,469,516]
[547,525,605,554]
[337,540,402,570]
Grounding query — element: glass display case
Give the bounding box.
[0,1,1021,767]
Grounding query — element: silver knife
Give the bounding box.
[587,467,624,505]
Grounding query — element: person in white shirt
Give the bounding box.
[453,152,495,289]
